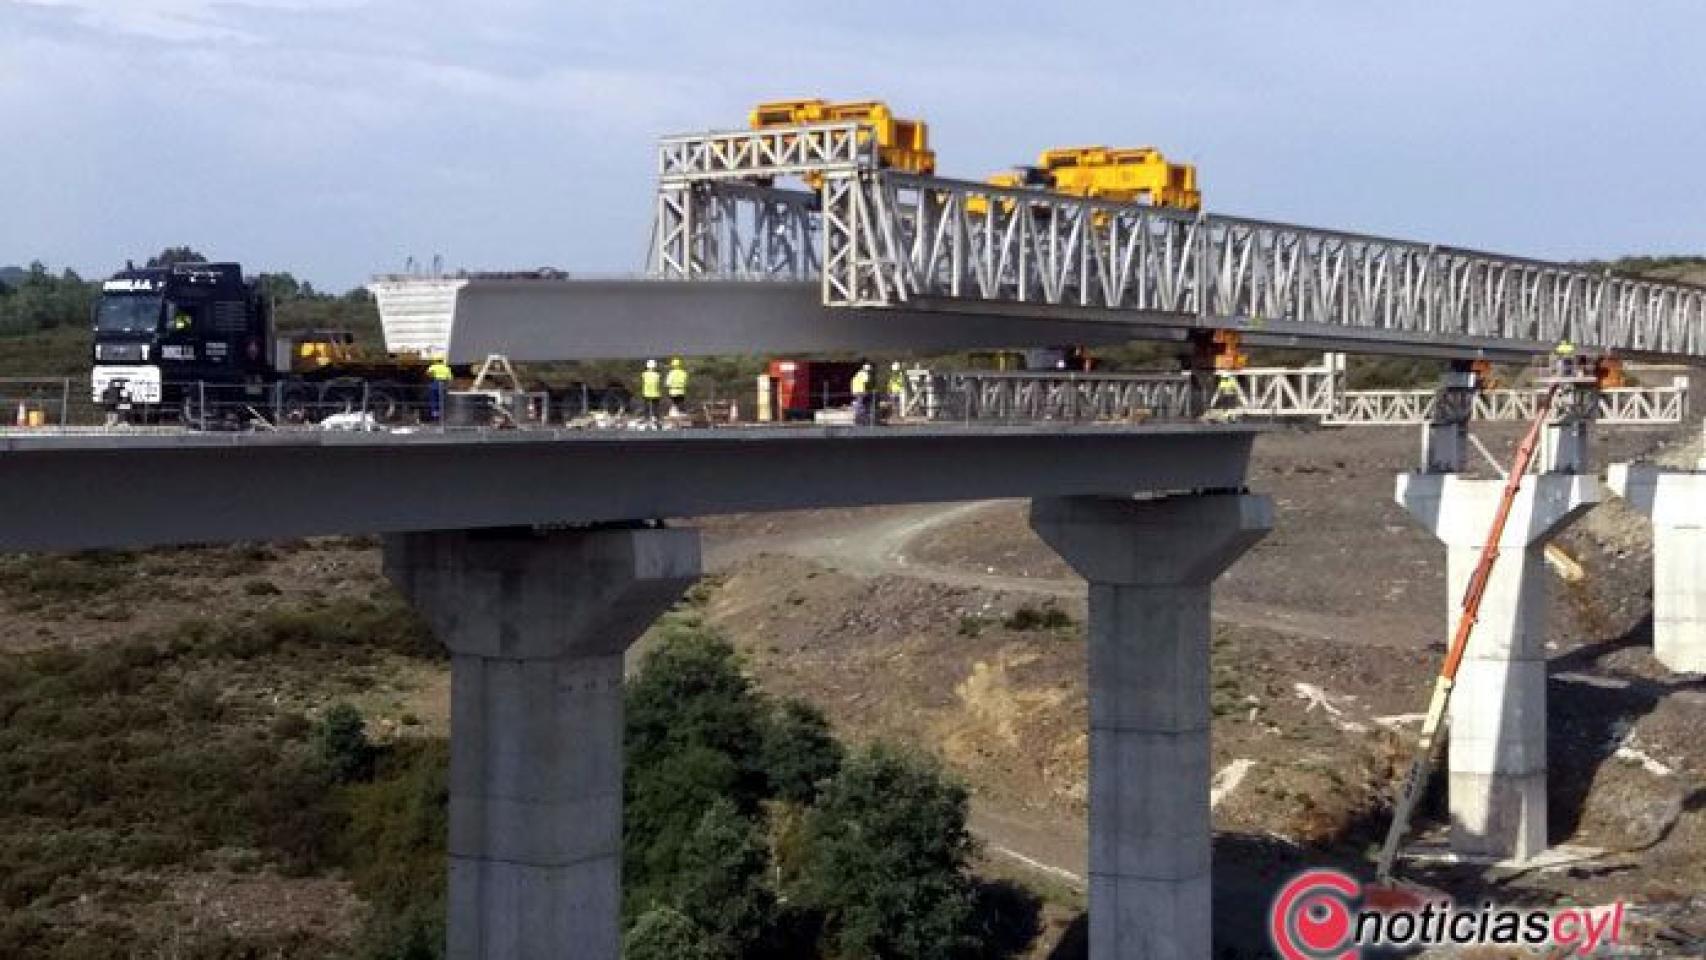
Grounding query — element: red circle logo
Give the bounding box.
[1270,869,1361,960]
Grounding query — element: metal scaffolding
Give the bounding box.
[650,124,1706,361]
[896,358,1687,426]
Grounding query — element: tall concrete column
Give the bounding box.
[1396,473,1598,860]
[385,526,701,960]
[1608,463,1706,673]
[1032,494,1271,960]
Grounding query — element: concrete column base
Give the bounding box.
[1608,463,1706,673]
[1032,494,1271,960]
[385,526,702,960]
[1397,472,1599,861]
[1448,771,1547,860]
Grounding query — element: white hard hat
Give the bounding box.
[890,361,901,371]
[861,363,872,371]
[646,359,657,369]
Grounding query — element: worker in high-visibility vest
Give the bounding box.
[641,359,663,425]
[886,362,905,421]
[1206,372,1240,421]
[666,357,689,417]
[426,354,453,421]
[850,363,873,425]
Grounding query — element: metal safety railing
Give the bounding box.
[0,378,74,428]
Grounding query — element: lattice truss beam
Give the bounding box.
[896,365,1685,426]
[650,124,1706,360]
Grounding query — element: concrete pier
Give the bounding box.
[1397,473,1599,860]
[1608,462,1706,673]
[385,526,702,960]
[1032,494,1272,960]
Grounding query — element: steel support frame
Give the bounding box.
[648,123,1706,360]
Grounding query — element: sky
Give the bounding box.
[3,0,1704,291]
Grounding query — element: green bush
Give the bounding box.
[624,906,722,960]
[792,744,979,960]
[341,739,449,960]
[316,703,377,783]
[760,699,842,805]
[1002,604,1073,632]
[660,799,774,957]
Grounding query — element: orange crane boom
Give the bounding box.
[1373,382,1561,887]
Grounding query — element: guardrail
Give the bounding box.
[0,378,73,427]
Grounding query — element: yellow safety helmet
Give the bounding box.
[1554,340,1576,356]
[670,357,683,368]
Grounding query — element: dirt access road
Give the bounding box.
[693,421,1706,956]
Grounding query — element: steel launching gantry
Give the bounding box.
[651,103,1706,361]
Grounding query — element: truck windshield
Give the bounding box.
[95,295,163,334]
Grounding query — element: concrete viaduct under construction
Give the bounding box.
[6,109,1706,959]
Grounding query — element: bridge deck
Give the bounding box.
[0,424,1258,552]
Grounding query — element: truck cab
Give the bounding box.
[91,262,271,409]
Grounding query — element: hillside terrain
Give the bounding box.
[4,415,1706,956]
[2,251,1705,956]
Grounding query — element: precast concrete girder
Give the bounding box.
[0,425,1258,553]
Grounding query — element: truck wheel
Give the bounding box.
[278,384,313,424]
[318,378,366,415]
[365,383,404,424]
[601,386,631,416]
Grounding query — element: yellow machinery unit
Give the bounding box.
[1038,146,1201,211]
[749,99,935,179]
[970,145,1200,216]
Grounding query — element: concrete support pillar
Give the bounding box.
[1031,494,1272,960]
[385,526,702,960]
[1608,463,1706,673]
[1396,474,1599,860]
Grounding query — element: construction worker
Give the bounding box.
[850,362,873,425]
[640,359,663,425]
[1210,372,1240,420]
[886,361,905,421]
[1552,339,1577,378]
[426,353,453,422]
[665,357,689,417]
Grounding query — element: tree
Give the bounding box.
[663,799,774,956]
[624,906,722,960]
[625,622,769,810]
[0,261,96,336]
[761,698,842,805]
[794,744,978,960]
[145,246,208,268]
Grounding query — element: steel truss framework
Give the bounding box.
[1327,379,1689,426]
[651,124,1706,361]
[903,370,1196,423]
[897,363,1686,426]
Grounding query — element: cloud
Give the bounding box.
[3,0,1704,288]
[5,0,363,42]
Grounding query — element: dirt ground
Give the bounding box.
[5,416,1705,956]
[693,419,1706,956]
